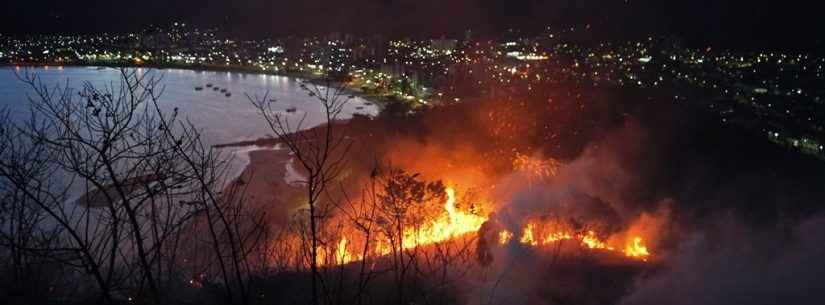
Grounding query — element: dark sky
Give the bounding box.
[2,0,823,49]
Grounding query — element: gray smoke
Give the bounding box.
[620,214,825,305]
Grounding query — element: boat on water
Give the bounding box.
[220,89,227,93]
[213,87,220,91]
[225,93,232,97]
[206,83,213,88]
[195,86,204,91]
[286,107,297,113]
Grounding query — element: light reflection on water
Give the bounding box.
[0,66,377,181]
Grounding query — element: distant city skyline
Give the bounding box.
[3,0,824,50]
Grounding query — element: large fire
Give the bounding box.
[317,187,488,266]
[314,186,652,267]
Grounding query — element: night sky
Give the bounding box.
[3,0,823,49]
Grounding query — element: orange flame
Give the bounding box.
[519,223,538,245]
[319,187,488,265]
[581,231,614,250]
[512,221,650,260]
[317,236,360,266]
[400,187,487,249]
[313,187,653,267]
[624,237,650,260]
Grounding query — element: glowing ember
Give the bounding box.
[513,153,562,183]
[498,230,513,244]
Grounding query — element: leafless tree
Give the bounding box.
[139,70,269,305]
[0,69,151,303]
[330,164,385,305]
[0,109,78,303]
[0,68,266,305]
[248,77,354,305]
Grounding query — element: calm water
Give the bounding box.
[0,66,377,145]
[0,66,378,180]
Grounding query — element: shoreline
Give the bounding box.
[2,62,389,111]
[4,63,381,186]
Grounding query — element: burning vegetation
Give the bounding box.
[243,79,679,305]
[303,177,653,270]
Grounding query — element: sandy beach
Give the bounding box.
[229,147,308,227]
